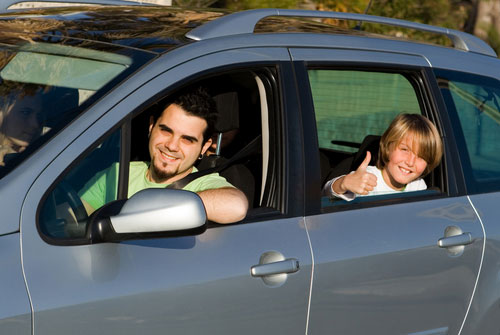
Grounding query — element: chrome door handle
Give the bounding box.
[251,258,299,277]
[438,232,473,248]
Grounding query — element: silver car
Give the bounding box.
[0,1,499,334]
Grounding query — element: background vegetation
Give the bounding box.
[172,0,500,56]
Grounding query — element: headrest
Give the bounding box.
[213,91,239,133]
[351,135,381,170]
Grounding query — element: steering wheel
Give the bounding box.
[57,181,89,237]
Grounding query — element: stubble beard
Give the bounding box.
[150,157,178,183]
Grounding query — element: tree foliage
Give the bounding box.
[181,0,498,57]
[314,0,472,28]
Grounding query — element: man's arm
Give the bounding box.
[197,187,248,224]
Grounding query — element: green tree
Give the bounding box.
[313,0,476,47]
[174,0,496,58]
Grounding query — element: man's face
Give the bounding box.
[148,103,212,184]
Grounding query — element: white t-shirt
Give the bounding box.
[323,165,427,201]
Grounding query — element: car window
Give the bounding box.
[435,69,500,192]
[0,39,154,179]
[39,130,121,241]
[310,69,421,153]
[129,70,280,215]
[38,67,282,243]
[309,69,439,209]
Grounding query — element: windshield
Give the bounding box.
[0,37,155,178]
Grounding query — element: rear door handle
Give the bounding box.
[251,258,299,277]
[438,232,473,248]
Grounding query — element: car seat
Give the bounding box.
[197,91,256,207]
[323,135,381,184]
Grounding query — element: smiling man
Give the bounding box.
[80,86,248,224]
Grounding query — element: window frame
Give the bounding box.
[124,65,292,221]
[36,60,297,245]
[295,61,452,215]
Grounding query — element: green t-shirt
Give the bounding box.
[79,161,234,210]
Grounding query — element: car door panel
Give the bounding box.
[22,218,311,334]
[455,193,500,335]
[0,234,31,334]
[306,197,483,335]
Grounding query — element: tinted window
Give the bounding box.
[435,69,500,192]
[39,130,121,241]
[310,70,421,153]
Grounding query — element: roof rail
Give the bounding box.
[1,0,152,12]
[186,8,497,58]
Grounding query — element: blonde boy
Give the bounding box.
[323,114,443,200]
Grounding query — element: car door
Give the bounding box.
[292,48,485,335]
[433,67,500,335]
[20,47,312,335]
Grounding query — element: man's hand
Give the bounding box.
[197,187,248,224]
[333,151,377,195]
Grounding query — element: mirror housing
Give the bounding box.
[87,189,207,243]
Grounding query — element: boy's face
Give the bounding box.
[382,134,427,190]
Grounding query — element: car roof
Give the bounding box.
[0,3,496,58]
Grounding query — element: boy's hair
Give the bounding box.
[152,86,217,143]
[377,113,443,176]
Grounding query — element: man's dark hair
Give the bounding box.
[153,86,217,143]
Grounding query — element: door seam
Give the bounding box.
[458,196,486,335]
[303,218,315,335]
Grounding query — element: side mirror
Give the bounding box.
[87,189,207,243]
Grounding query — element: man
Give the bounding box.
[80,86,248,224]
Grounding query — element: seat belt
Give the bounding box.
[166,135,261,190]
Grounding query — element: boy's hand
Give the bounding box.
[340,151,377,195]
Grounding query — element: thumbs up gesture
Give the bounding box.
[333,151,378,195]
